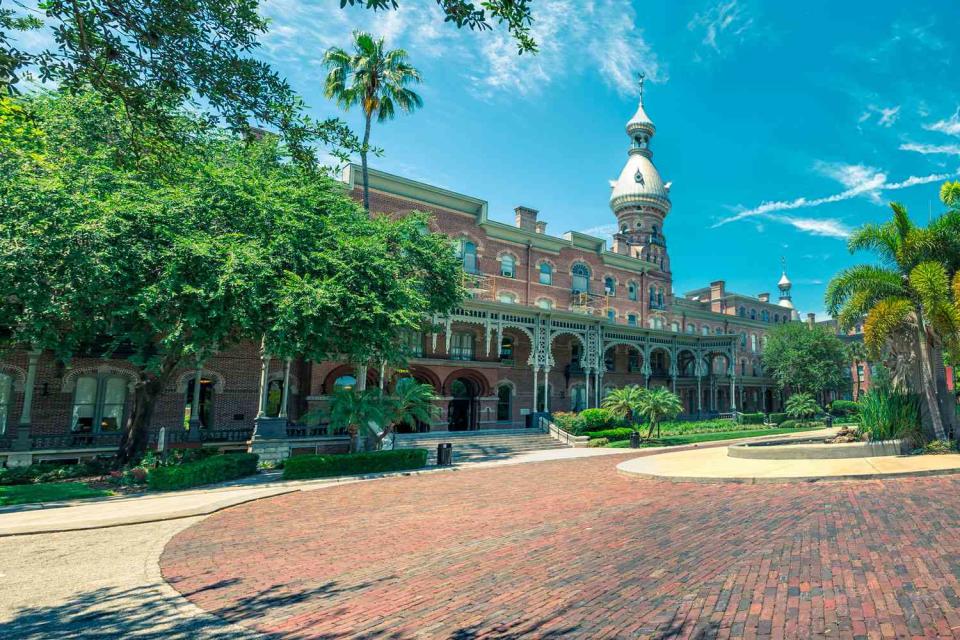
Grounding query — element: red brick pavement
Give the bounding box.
[161,453,960,639]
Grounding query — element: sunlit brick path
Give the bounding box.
[161,454,960,639]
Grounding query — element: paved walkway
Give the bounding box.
[159,452,960,639]
[618,445,960,483]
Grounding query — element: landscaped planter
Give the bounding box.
[727,438,907,460]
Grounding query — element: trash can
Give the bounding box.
[630,431,641,449]
[436,442,453,466]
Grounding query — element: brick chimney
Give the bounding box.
[709,281,725,313]
[535,221,547,234]
[514,206,539,232]
[758,293,770,303]
[806,312,816,328]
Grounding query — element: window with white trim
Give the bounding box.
[539,262,553,285]
[500,254,516,278]
[451,332,475,360]
[71,375,128,433]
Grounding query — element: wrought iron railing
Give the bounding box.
[30,432,123,450]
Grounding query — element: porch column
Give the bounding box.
[18,349,41,427]
[584,369,591,410]
[671,374,677,394]
[379,360,386,392]
[543,366,550,413]
[188,362,203,428]
[761,386,767,412]
[596,371,604,406]
[256,341,271,419]
[279,359,292,419]
[696,375,702,414]
[730,375,737,412]
[738,385,744,412]
[532,366,539,413]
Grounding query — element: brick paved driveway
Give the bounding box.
[161,453,960,639]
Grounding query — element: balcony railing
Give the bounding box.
[30,431,123,450]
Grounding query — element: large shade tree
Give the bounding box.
[323,31,423,211]
[0,91,463,462]
[825,201,960,441]
[761,322,849,401]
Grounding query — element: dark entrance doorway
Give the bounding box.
[448,378,478,431]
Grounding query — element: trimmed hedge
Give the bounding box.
[282,449,428,480]
[584,427,635,442]
[551,411,586,435]
[738,412,765,425]
[768,412,788,425]
[830,400,859,416]
[0,458,112,486]
[148,453,259,491]
[580,408,623,431]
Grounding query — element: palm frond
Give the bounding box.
[863,297,913,357]
[847,223,899,265]
[824,264,903,320]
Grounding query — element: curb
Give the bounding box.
[615,462,960,485]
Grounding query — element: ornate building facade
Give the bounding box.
[0,87,801,465]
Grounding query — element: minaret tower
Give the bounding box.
[609,73,672,272]
[777,257,800,321]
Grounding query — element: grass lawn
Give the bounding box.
[606,425,827,448]
[0,482,112,506]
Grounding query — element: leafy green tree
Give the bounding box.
[601,385,645,429]
[340,0,537,54]
[825,202,960,440]
[0,0,356,166]
[637,388,683,439]
[761,323,849,399]
[0,91,462,462]
[784,393,819,420]
[323,31,423,211]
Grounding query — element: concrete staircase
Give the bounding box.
[393,428,570,465]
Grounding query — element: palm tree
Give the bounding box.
[826,202,960,440]
[637,388,683,439]
[847,341,868,400]
[381,380,439,448]
[601,385,646,429]
[329,387,387,452]
[323,31,423,211]
[784,392,819,421]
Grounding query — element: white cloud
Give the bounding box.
[923,109,960,136]
[900,142,960,156]
[687,0,755,57]
[714,161,957,236]
[579,223,618,240]
[857,105,901,129]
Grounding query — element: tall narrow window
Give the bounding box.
[451,332,474,360]
[628,282,638,301]
[701,326,710,336]
[500,337,514,360]
[686,323,695,334]
[500,254,516,278]
[649,286,656,306]
[607,309,616,323]
[627,314,638,326]
[751,334,758,352]
[738,306,746,317]
[405,330,424,357]
[571,264,590,293]
[0,373,10,435]
[72,375,128,433]
[496,385,511,422]
[671,321,680,332]
[750,309,757,321]
[266,379,285,418]
[740,332,747,348]
[184,377,215,427]
[539,262,553,285]
[461,240,478,274]
[657,288,664,307]
[604,277,616,296]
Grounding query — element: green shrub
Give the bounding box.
[779,419,798,429]
[829,400,859,416]
[0,458,112,486]
[768,413,788,425]
[282,449,428,480]
[858,387,921,442]
[923,440,956,455]
[580,408,621,431]
[551,411,586,435]
[738,412,765,425]
[148,453,259,491]
[584,427,635,442]
[587,438,610,448]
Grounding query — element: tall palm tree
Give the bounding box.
[601,385,646,429]
[826,202,960,440]
[637,388,683,439]
[323,31,423,211]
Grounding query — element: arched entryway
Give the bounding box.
[448,377,479,431]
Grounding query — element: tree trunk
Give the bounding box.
[360,112,372,212]
[117,355,182,466]
[915,319,947,441]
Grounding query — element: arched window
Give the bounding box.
[715,327,723,335]
[184,376,216,426]
[539,262,553,285]
[451,332,475,360]
[537,298,554,309]
[0,373,10,435]
[740,332,747,348]
[458,239,478,274]
[627,313,638,326]
[738,306,746,318]
[671,321,680,332]
[648,286,656,306]
[498,291,517,304]
[657,288,664,307]
[701,325,710,336]
[500,337,514,360]
[761,310,770,322]
[741,360,747,376]
[496,384,512,422]
[72,375,128,433]
[753,361,762,377]
[334,375,357,392]
[571,264,590,293]
[604,276,616,296]
[686,323,696,334]
[500,254,516,278]
[750,309,757,320]
[628,281,638,301]
[750,334,758,352]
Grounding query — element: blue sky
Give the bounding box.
[23,1,960,318]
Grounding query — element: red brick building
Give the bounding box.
[0,88,795,465]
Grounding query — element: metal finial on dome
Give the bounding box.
[638,72,645,102]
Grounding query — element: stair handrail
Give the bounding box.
[539,416,590,447]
